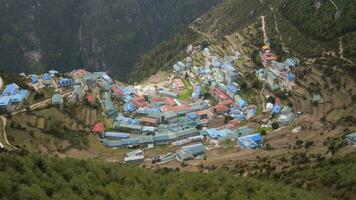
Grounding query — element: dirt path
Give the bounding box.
[273,14,289,53]
[260,16,269,45]
[260,82,266,112]
[0,116,17,150]
[329,0,339,10]
[338,37,354,64]
[12,91,73,115]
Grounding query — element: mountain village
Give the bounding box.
[0,31,355,165]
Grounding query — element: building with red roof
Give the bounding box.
[151,97,165,102]
[140,117,159,126]
[173,79,185,90]
[131,95,148,108]
[218,99,234,107]
[210,87,231,102]
[111,86,123,97]
[87,95,95,103]
[165,97,177,106]
[92,122,105,134]
[161,104,190,112]
[71,69,89,77]
[213,105,230,114]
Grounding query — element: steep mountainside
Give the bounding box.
[0,0,218,78]
[0,151,331,199]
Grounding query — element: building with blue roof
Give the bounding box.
[42,73,51,81]
[48,70,59,76]
[238,133,263,149]
[52,93,63,105]
[136,107,161,115]
[115,115,140,126]
[277,112,295,126]
[345,132,356,145]
[2,83,19,96]
[187,112,198,121]
[103,92,118,118]
[103,132,130,140]
[31,75,38,83]
[272,104,281,114]
[237,99,247,108]
[176,143,205,161]
[0,96,12,111]
[124,103,136,113]
[11,90,29,103]
[59,78,74,88]
[102,138,139,148]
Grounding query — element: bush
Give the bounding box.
[272,122,279,130]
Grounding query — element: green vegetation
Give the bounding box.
[0,151,330,199]
[178,79,194,100]
[128,28,201,83]
[274,155,356,199]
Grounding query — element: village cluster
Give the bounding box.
[2,41,353,164]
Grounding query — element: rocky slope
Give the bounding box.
[0,0,218,79]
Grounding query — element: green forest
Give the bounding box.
[0,151,331,200]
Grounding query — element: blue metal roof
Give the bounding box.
[181,143,205,155]
[31,75,38,83]
[272,104,281,114]
[11,90,29,103]
[237,99,247,108]
[2,83,19,96]
[187,112,198,120]
[238,133,263,149]
[0,96,12,106]
[124,103,136,113]
[42,73,51,81]
[104,132,130,139]
[115,116,140,125]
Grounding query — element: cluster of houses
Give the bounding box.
[266,97,295,126]
[0,83,29,112]
[173,46,258,123]
[27,70,59,91]
[258,45,300,91]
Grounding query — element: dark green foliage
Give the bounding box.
[275,156,356,200]
[281,0,356,41]
[45,119,88,149]
[0,0,218,79]
[127,28,200,83]
[272,122,279,130]
[0,152,329,199]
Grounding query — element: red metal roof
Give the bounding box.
[87,95,95,103]
[165,97,177,106]
[218,99,234,107]
[151,97,165,102]
[111,86,123,96]
[131,95,148,108]
[140,117,159,125]
[214,105,230,112]
[92,123,105,133]
[161,104,190,112]
[211,87,230,101]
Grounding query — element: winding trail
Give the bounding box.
[0,91,73,150]
[260,16,269,45]
[338,37,354,64]
[329,0,339,10]
[0,116,17,150]
[260,82,266,112]
[273,14,289,53]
